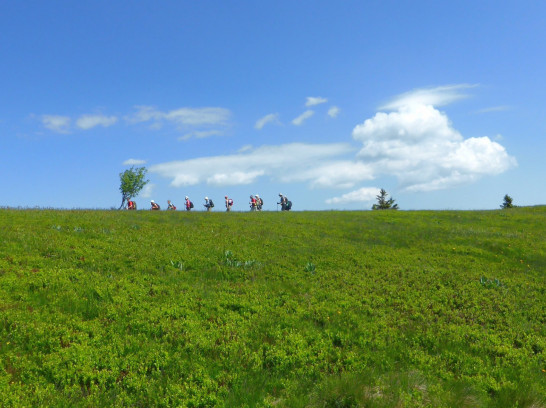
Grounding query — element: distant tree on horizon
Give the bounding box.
[500,194,514,209]
[118,166,149,210]
[372,188,399,210]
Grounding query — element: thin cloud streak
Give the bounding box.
[255,113,280,130]
[292,110,314,126]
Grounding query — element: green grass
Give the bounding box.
[0,207,545,407]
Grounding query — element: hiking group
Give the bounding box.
[126,193,292,212]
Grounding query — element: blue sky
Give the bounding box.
[2,1,545,210]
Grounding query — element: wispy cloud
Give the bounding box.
[305,97,328,107]
[140,183,155,198]
[178,130,224,141]
[149,142,356,188]
[292,110,314,126]
[475,105,511,114]
[76,114,118,130]
[379,84,477,111]
[326,187,380,205]
[328,106,340,118]
[126,106,230,128]
[255,113,280,130]
[42,115,71,133]
[123,158,147,166]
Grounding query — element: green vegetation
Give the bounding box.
[118,166,149,210]
[372,189,399,210]
[501,194,514,209]
[1,207,545,407]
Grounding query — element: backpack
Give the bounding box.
[228,199,233,206]
[259,198,264,206]
[209,200,214,208]
[286,201,292,210]
[190,201,194,209]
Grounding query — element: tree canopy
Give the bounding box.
[501,194,514,209]
[372,188,399,210]
[118,167,149,209]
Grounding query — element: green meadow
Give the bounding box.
[0,207,545,407]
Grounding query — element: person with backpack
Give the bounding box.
[127,200,137,210]
[278,193,292,211]
[167,200,176,210]
[204,197,214,211]
[256,194,263,211]
[150,200,160,210]
[225,195,233,211]
[249,195,257,211]
[185,196,193,211]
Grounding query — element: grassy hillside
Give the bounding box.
[0,207,545,407]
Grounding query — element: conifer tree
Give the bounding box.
[372,188,399,210]
[500,194,514,209]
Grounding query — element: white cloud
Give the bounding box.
[292,110,315,126]
[141,183,155,198]
[280,161,374,189]
[178,130,223,141]
[326,187,380,205]
[149,142,356,188]
[123,158,147,166]
[475,105,511,114]
[255,113,280,130]
[76,114,118,130]
[352,87,517,192]
[379,84,477,111]
[42,115,71,133]
[328,106,340,118]
[126,106,230,128]
[305,97,328,107]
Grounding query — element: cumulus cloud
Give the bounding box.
[149,142,356,188]
[42,115,71,133]
[306,97,328,107]
[328,106,340,118]
[123,158,147,166]
[352,86,517,192]
[292,110,315,126]
[76,114,118,130]
[255,113,280,130]
[326,187,380,205]
[126,106,230,128]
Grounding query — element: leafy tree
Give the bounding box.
[118,167,149,209]
[372,188,399,210]
[500,194,514,209]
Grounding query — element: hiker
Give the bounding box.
[185,196,194,211]
[204,197,214,211]
[127,200,137,210]
[167,200,176,210]
[255,194,263,211]
[278,193,292,211]
[225,195,233,212]
[150,200,160,210]
[249,195,257,211]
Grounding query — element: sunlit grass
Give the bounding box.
[0,207,545,406]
